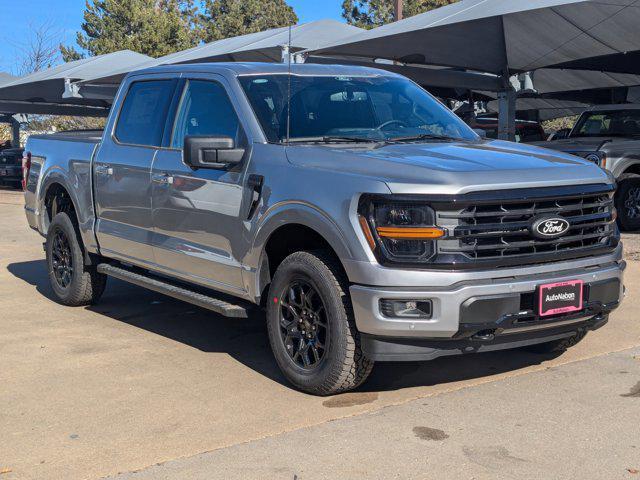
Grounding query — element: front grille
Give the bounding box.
[436,185,617,265]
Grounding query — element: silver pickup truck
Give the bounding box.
[24,63,625,395]
[536,104,640,231]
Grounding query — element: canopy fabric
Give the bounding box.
[0,100,109,116]
[0,72,15,86]
[0,51,151,113]
[533,69,640,94]
[77,20,364,86]
[487,97,588,120]
[308,0,640,75]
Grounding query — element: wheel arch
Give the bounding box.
[620,162,640,177]
[43,181,78,225]
[249,203,355,304]
[41,178,96,264]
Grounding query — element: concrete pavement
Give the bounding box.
[0,186,638,479]
[108,347,640,480]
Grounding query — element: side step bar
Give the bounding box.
[97,263,249,318]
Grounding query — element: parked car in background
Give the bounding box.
[537,104,640,230]
[23,63,624,395]
[467,116,547,143]
[0,148,24,189]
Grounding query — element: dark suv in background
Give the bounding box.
[0,147,24,189]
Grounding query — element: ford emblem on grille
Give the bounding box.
[530,216,570,239]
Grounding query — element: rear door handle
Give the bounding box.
[152,172,173,185]
[95,164,113,176]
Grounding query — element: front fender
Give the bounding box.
[245,201,356,301]
[612,155,640,178]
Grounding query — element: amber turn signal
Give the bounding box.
[376,226,445,239]
[358,215,377,250]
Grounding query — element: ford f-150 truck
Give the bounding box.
[24,63,625,395]
[535,104,640,231]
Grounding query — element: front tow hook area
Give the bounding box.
[471,330,497,342]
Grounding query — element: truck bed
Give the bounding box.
[24,130,103,247]
[28,129,104,143]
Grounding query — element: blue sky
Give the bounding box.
[0,0,344,73]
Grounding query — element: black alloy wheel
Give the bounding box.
[623,184,640,220]
[266,250,373,395]
[278,279,329,370]
[46,212,107,306]
[615,174,640,231]
[51,228,74,289]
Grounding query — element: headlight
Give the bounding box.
[583,152,606,168]
[358,196,444,264]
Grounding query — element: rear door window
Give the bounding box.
[114,80,177,147]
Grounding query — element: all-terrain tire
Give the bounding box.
[266,250,374,395]
[615,173,640,231]
[45,212,106,306]
[523,329,587,354]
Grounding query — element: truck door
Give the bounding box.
[150,76,250,296]
[94,78,177,266]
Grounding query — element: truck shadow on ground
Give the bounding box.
[7,259,562,394]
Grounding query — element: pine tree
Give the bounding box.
[200,0,298,42]
[342,0,458,29]
[60,0,201,61]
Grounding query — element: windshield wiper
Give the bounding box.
[284,136,379,144]
[385,133,461,143]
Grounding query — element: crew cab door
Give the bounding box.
[150,76,251,296]
[94,77,178,266]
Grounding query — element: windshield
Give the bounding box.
[571,109,640,137]
[238,74,478,143]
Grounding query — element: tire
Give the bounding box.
[615,173,640,231]
[523,329,587,354]
[266,250,373,395]
[45,212,106,306]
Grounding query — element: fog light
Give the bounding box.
[380,299,432,319]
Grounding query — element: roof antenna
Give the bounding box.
[285,24,293,145]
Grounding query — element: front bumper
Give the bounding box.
[361,314,610,362]
[0,167,21,182]
[349,259,625,341]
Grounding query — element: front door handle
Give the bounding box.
[152,172,174,185]
[95,164,113,176]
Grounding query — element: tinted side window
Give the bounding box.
[171,80,241,148]
[115,80,176,147]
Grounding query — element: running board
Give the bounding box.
[96,263,249,318]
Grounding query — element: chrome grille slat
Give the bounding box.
[455,211,613,238]
[442,230,611,252]
[439,189,616,263]
[440,199,614,219]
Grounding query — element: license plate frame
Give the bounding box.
[538,279,584,317]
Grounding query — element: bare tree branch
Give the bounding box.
[12,20,61,75]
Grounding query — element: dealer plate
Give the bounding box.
[538,279,584,317]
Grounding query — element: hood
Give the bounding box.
[285,139,612,195]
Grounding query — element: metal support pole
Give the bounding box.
[280,44,290,63]
[497,89,516,141]
[11,117,20,148]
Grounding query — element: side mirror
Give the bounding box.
[184,135,245,170]
[472,128,487,139]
